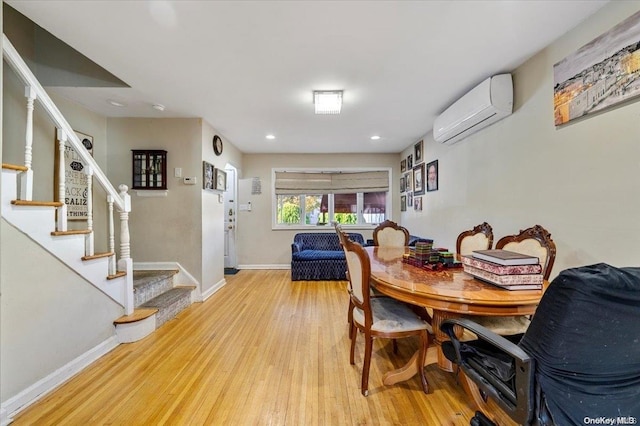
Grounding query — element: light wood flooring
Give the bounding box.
[12,270,476,425]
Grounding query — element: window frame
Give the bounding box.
[272,167,392,230]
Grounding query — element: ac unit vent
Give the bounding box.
[433,74,513,145]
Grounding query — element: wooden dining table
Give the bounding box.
[365,245,548,387]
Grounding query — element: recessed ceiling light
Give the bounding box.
[266,134,276,140]
[370,135,380,140]
[152,104,165,112]
[107,99,126,107]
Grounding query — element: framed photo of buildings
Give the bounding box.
[553,10,640,125]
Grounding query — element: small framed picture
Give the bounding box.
[414,196,422,211]
[426,159,438,192]
[407,154,413,169]
[407,192,413,207]
[400,176,406,193]
[400,159,407,173]
[203,161,215,191]
[404,171,412,191]
[215,168,227,191]
[414,140,423,164]
[413,163,425,196]
[400,195,407,212]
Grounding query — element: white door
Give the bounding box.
[224,165,237,269]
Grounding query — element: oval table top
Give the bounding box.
[366,246,548,316]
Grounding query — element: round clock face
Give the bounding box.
[213,135,223,156]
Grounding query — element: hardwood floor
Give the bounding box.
[12,270,476,425]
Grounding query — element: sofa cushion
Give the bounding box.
[292,250,345,261]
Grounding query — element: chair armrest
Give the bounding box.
[441,318,534,425]
[291,242,303,253]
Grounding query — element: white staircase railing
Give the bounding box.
[2,34,134,315]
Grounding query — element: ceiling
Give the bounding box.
[7,1,609,154]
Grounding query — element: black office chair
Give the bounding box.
[441,263,640,426]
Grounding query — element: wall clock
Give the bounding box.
[213,135,223,156]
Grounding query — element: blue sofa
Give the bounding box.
[291,232,365,281]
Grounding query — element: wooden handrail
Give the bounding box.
[2,34,128,213]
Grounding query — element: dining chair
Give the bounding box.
[495,224,556,281]
[339,229,432,396]
[466,224,557,339]
[373,219,409,247]
[456,221,494,256]
[441,263,640,426]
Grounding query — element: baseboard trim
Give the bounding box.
[237,264,290,270]
[201,277,226,301]
[1,336,119,423]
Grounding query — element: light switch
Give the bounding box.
[174,167,182,178]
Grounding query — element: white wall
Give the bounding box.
[106,118,204,282]
[0,219,122,400]
[237,153,399,267]
[201,121,243,294]
[401,1,640,279]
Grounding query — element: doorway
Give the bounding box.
[224,164,238,272]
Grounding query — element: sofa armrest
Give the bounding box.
[292,242,303,253]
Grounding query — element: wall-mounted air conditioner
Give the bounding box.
[433,73,513,145]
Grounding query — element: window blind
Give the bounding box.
[274,171,389,194]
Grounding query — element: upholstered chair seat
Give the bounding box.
[339,229,431,396]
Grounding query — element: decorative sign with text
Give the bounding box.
[62,130,94,220]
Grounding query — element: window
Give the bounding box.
[273,169,391,228]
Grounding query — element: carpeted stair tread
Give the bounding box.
[140,287,190,309]
[133,270,179,307]
[133,270,178,289]
[140,288,191,328]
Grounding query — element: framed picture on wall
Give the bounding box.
[426,160,438,192]
[404,171,412,192]
[414,140,424,164]
[203,161,215,190]
[400,195,407,212]
[54,129,94,221]
[400,176,406,193]
[413,163,425,196]
[407,154,413,169]
[215,168,227,191]
[400,159,407,173]
[553,10,640,125]
[407,192,413,207]
[414,196,422,211]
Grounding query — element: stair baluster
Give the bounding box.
[85,165,94,256]
[21,86,36,201]
[117,185,134,314]
[56,129,68,232]
[107,195,116,276]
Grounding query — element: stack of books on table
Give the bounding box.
[462,249,543,290]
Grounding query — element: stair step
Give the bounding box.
[133,270,179,307]
[107,270,127,280]
[140,288,192,328]
[2,163,28,172]
[113,308,158,325]
[82,251,114,261]
[51,229,91,236]
[11,200,63,207]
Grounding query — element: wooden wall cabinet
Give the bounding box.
[132,150,167,190]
